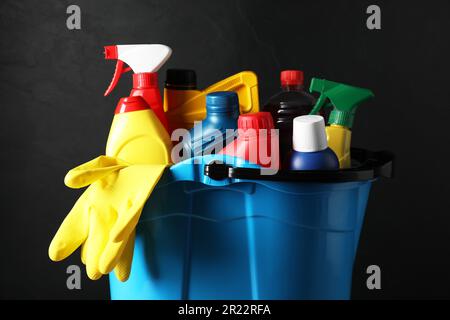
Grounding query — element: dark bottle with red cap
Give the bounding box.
[262,70,317,163]
[219,112,279,169]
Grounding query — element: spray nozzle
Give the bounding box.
[308,78,374,128]
[104,46,118,59]
[103,44,172,96]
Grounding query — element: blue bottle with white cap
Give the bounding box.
[288,115,339,170]
[183,91,240,157]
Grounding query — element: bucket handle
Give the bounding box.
[204,148,394,183]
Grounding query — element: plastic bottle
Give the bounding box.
[288,115,338,171]
[308,78,374,168]
[106,96,172,165]
[219,112,279,169]
[103,44,172,132]
[163,69,199,133]
[164,70,259,133]
[262,70,317,161]
[183,92,240,158]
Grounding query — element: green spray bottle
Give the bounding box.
[309,78,374,168]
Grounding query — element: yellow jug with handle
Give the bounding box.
[164,70,260,133]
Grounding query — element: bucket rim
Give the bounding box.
[204,148,394,183]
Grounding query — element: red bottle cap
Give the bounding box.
[133,72,158,89]
[238,112,274,134]
[115,96,150,114]
[280,70,304,86]
[220,112,279,168]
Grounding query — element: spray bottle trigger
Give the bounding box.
[309,94,329,115]
[104,60,132,96]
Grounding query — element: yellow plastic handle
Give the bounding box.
[166,71,260,130]
[203,71,259,114]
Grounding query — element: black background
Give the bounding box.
[1,0,449,299]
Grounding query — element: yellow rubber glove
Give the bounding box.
[49,156,167,281]
[50,106,172,281]
[63,156,128,188]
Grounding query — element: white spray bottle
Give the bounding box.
[104,44,172,131]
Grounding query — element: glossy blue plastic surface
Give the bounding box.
[110,155,373,300]
[185,92,239,156]
[288,147,339,170]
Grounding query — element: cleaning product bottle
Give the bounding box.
[163,69,198,133]
[183,91,240,158]
[262,70,317,160]
[219,112,279,169]
[106,95,172,165]
[164,70,259,132]
[288,115,338,171]
[309,78,374,168]
[103,44,172,131]
[49,95,172,283]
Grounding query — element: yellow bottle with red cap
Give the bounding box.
[104,96,171,280]
[49,96,172,282]
[103,44,172,132]
[106,96,172,164]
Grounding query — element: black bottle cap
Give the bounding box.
[165,69,197,90]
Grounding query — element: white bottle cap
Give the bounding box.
[292,115,328,152]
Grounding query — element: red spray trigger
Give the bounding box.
[103,46,132,96]
[104,45,118,59]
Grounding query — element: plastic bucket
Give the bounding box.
[109,148,393,300]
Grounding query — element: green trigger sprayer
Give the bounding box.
[309,78,374,168]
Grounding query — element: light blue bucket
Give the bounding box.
[110,149,393,300]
